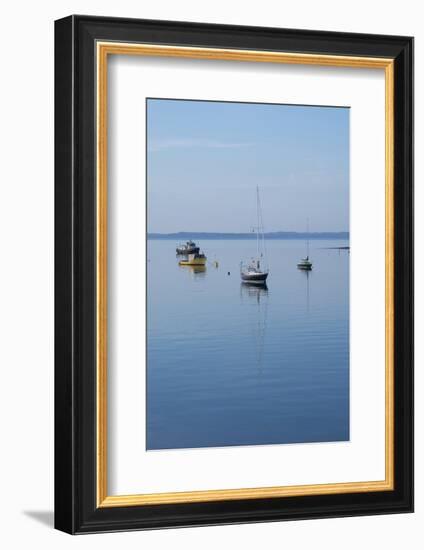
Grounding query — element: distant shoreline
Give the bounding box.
[148,231,349,240]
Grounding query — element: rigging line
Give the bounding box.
[306,217,310,257]
[257,186,268,267]
[256,185,260,258]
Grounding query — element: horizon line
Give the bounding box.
[148,230,349,235]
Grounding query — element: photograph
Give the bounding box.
[0,0,418,540]
[146,98,350,451]
[51,13,413,534]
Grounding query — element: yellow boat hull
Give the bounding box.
[179,258,207,266]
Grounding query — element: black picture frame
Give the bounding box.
[55,14,413,534]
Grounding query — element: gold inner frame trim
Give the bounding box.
[96,41,395,508]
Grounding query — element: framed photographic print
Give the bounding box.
[54,15,413,534]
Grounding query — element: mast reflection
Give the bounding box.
[299,268,311,312]
[240,282,269,374]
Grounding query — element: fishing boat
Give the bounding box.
[176,240,200,255]
[178,252,207,266]
[240,187,269,285]
[297,219,313,270]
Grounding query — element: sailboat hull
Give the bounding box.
[241,272,268,284]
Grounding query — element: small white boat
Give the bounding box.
[297,256,313,270]
[297,219,313,271]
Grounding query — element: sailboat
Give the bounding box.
[240,187,269,285]
[297,219,313,270]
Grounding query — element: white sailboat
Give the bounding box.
[240,186,269,285]
[297,219,313,270]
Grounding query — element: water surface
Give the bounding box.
[147,239,349,450]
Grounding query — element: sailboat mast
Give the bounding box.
[256,185,260,258]
[306,218,310,257]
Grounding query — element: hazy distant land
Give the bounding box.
[148,231,349,240]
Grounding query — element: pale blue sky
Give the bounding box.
[147,99,349,233]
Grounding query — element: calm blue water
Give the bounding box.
[146,239,349,450]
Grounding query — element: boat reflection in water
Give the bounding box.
[179,263,207,278]
[299,268,311,312]
[240,282,269,374]
[240,281,268,300]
